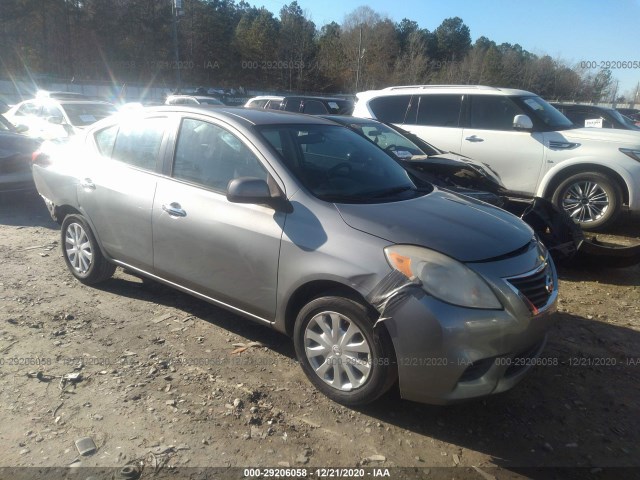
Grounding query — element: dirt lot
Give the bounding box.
[0,192,639,480]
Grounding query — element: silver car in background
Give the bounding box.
[32,107,558,405]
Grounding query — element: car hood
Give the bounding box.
[335,190,533,262]
[561,127,640,144]
[401,153,506,194]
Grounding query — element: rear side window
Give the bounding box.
[111,117,167,170]
[282,99,301,112]
[368,95,412,123]
[266,100,282,110]
[470,96,525,130]
[413,95,462,127]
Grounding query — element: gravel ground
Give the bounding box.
[0,192,639,480]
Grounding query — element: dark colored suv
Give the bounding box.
[552,103,640,131]
[280,96,354,115]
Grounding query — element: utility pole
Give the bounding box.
[355,27,365,93]
[171,0,182,92]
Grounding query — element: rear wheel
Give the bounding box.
[61,214,115,284]
[551,172,622,231]
[293,295,397,406]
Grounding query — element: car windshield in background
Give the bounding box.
[0,115,13,131]
[198,98,224,105]
[257,124,422,202]
[343,121,426,159]
[63,103,117,126]
[615,110,640,130]
[515,96,575,130]
[326,100,353,115]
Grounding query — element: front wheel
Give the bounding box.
[61,214,115,284]
[551,172,622,231]
[293,296,397,406]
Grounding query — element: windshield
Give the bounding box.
[514,96,575,131]
[613,110,640,130]
[62,103,117,126]
[258,124,422,203]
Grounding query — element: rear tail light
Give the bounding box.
[32,150,51,166]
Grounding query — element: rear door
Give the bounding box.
[78,116,170,270]
[460,95,545,196]
[402,94,464,153]
[152,115,285,321]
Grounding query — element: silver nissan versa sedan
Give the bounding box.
[32,106,558,406]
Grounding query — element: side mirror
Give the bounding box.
[47,116,65,125]
[15,124,28,133]
[513,114,533,130]
[227,177,288,211]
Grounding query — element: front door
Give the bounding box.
[152,117,285,321]
[460,95,545,196]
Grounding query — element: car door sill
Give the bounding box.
[111,260,274,326]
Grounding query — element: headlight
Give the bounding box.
[619,148,640,162]
[384,245,502,309]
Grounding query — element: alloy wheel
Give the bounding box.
[303,311,372,391]
[65,222,93,274]
[561,181,610,223]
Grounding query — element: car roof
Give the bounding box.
[168,95,219,100]
[284,95,352,102]
[247,96,285,100]
[320,115,378,125]
[356,85,534,99]
[142,105,341,127]
[553,103,615,113]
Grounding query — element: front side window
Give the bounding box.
[513,96,574,131]
[368,95,412,124]
[111,117,167,170]
[470,95,526,131]
[172,118,267,192]
[258,124,422,203]
[413,94,462,127]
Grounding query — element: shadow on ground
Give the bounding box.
[92,268,640,475]
[0,191,57,229]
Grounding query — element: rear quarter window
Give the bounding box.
[368,95,412,123]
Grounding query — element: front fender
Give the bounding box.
[536,157,640,210]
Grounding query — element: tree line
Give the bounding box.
[0,0,627,102]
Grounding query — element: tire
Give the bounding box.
[61,214,115,284]
[293,295,397,406]
[551,172,622,231]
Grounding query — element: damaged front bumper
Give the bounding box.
[368,243,558,405]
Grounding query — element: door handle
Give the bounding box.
[80,178,95,190]
[162,202,187,217]
[464,135,484,142]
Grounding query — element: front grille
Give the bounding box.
[507,263,553,311]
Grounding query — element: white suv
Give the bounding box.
[353,85,640,230]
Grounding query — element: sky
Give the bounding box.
[255,0,640,97]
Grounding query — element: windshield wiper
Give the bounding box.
[369,186,415,198]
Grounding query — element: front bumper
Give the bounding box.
[379,242,558,405]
